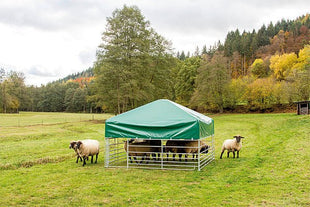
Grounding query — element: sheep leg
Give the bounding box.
[91,155,94,163]
[82,157,87,166]
[76,156,79,163]
[146,154,150,164]
[232,151,235,158]
[95,153,98,163]
[140,155,144,164]
[173,154,176,161]
[178,153,182,161]
[185,154,188,162]
[220,151,224,159]
[237,151,239,158]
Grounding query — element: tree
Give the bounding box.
[179,51,186,60]
[270,52,298,81]
[293,44,310,70]
[243,78,276,111]
[175,56,201,106]
[94,5,174,113]
[191,52,230,113]
[250,58,268,78]
[0,71,26,113]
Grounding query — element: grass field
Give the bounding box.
[0,112,309,206]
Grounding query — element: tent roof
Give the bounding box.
[105,99,214,140]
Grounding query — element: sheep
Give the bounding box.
[166,140,209,161]
[76,139,100,166]
[69,141,83,163]
[220,135,244,159]
[124,139,159,164]
[182,141,209,160]
[165,140,182,161]
[143,140,161,161]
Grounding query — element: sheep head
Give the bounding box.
[76,141,83,149]
[200,144,209,154]
[233,135,244,143]
[69,141,77,149]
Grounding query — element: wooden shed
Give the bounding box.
[295,101,310,115]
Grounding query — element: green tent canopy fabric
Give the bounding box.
[105,99,214,140]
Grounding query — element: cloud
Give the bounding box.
[27,66,57,77]
[0,0,309,85]
[0,0,109,31]
[78,49,96,65]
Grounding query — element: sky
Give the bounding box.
[0,0,309,86]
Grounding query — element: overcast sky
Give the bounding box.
[0,0,309,86]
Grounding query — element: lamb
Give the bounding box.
[220,135,244,159]
[69,141,83,163]
[166,140,209,161]
[124,139,159,164]
[76,139,100,166]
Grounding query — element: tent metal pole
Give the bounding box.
[212,134,215,160]
[198,139,201,171]
[126,138,129,169]
[105,138,109,168]
[161,140,163,169]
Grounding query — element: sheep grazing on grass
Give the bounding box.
[166,140,209,161]
[76,139,100,166]
[124,139,160,164]
[69,141,82,163]
[220,135,244,159]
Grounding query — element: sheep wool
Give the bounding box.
[76,139,100,166]
[220,135,244,159]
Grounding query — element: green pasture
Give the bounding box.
[0,112,309,206]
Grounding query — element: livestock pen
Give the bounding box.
[104,99,215,171]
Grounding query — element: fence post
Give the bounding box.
[126,138,129,169]
[105,138,110,167]
[161,140,163,169]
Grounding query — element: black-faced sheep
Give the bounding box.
[124,139,160,164]
[143,140,161,161]
[220,135,244,159]
[76,139,100,166]
[166,140,209,161]
[69,141,83,163]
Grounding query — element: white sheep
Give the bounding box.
[76,139,100,166]
[220,135,244,159]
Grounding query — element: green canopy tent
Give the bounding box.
[105,99,214,139]
[105,99,215,170]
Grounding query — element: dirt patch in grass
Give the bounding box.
[0,155,73,170]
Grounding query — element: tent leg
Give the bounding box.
[161,140,163,169]
[126,138,129,169]
[198,139,201,171]
[105,138,110,168]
